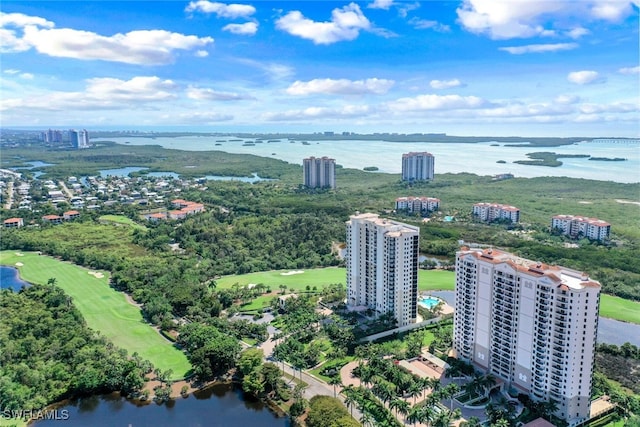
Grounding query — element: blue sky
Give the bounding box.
[1,0,639,136]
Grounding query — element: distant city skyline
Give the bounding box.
[1,1,638,136]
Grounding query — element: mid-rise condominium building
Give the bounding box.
[473,202,520,223]
[454,248,600,427]
[402,152,435,181]
[551,215,611,242]
[395,196,440,214]
[346,213,419,326]
[303,156,336,189]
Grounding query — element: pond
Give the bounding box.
[204,173,272,183]
[99,166,148,177]
[0,265,31,291]
[12,160,55,169]
[33,384,290,427]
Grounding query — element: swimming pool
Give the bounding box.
[419,296,442,309]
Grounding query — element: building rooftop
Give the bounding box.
[460,248,600,291]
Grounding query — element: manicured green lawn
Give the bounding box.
[0,251,190,379]
[99,214,146,229]
[418,270,455,291]
[238,295,275,312]
[216,267,346,290]
[599,294,640,324]
[217,268,455,292]
[220,267,639,324]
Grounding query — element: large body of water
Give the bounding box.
[100,137,640,183]
[33,384,290,427]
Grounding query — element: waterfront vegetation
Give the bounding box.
[1,143,639,424]
[0,284,150,412]
[0,251,191,379]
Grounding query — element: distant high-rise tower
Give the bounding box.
[303,156,336,189]
[402,152,434,181]
[454,247,600,427]
[346,213,419,326]
[69,129,90,149]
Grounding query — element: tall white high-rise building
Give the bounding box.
[402,152,435,181]
[346,213,419,326]
[69,129,90,149]
[454,248,600,426]
[303,156,336,189]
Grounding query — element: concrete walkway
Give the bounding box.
[258,334,363,422]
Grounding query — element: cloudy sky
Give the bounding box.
[1,0,639,136]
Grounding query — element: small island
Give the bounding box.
[514,152,590,167]
[496,160,506,164]
[589,157,627,162]
[363,166,379,171]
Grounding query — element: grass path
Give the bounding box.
[218,267,640,324]
[0,251,191,379]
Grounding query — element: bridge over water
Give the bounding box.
[590,138,640,143]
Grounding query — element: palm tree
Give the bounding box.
[461,416,482,427]
[395,399,410,423]
[47,277,57,286]
[407,381,422,404]
[343,386,356,417]
[407,405,422,427]
[328,375,342,398]
[360,410,373,427]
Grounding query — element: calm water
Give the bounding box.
[97,167,269,182]
[97,137,640,183]
[100,166,148,177]
[33,384,290,427]
[0,265,30,291]
[431,291,640,347]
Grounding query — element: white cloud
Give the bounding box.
[499,43,578,54]
[264,104,372,121]
[579,102,638,114]
[286,78,394,95]
[195,50,209,57]
[590,0,638,21]
[1,13,213,64]
[566,27,590,39]
[19,72,33,79]
[429,79,462,89]
[555,94,580,104]
[186,86,253,100]
[276,3,371,45]
[161,111,234,123]
[456,0,639,39]
[223,22,258,35]
[389,94,487,111]
[408,17,450,32]
[368,0,394,10]
[619,65,640,75]
[185,1,256,19]
[0,12,53,28]
[567,70,601,85]
[1,76,178,112]
[3,69,20,74]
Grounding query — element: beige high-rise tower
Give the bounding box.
[346,213,419,327]
[454,247,600,426]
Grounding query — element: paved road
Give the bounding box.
[4,180,13,209]
[258,334,363,422]
[58,180,74,198]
